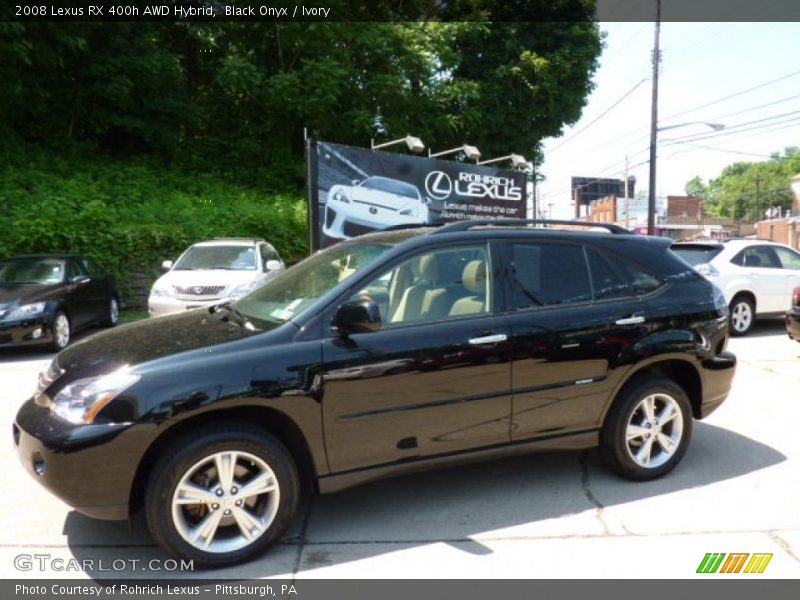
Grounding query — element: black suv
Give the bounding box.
[13,221,736,567]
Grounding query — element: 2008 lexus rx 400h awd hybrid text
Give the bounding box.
[13,221,736,568]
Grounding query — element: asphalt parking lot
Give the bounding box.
[1,319,798,580]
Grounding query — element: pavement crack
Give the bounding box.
[769,530,800,564]
[579,451,612,536]
[290,497,314,581]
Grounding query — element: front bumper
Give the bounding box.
[699,351,737,418]
[0,315,52,347]
[322,201,425,240]
[787,308,800,341]
[148,296,223,317]
[13,398,151,520]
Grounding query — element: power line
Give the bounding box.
[710,93,800,121]
[659,68,800,123]
[547,78,648,154]
[660,112,800,145]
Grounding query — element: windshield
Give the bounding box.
[174,245,256,271]
[236,242,392,324]
[363,177,419,199]
[671,245,723,267]
[0,258,66,284]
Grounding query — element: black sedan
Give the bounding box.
[0,255,119,350]
[787,286,800,342]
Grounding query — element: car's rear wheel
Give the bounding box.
[145,423,299,568]
[601,378,692,481]
[729,295,754,336]
[104,297,120,327]
[50,311,71,351]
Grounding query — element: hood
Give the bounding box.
[54,308,265,380]
[0,283,61,306]
[351,186,416,209]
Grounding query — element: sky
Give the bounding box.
[537,21,800,219]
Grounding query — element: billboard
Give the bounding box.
[308,140,527,250]
[571,176,634,206]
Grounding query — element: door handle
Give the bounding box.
[468,333,508,345]
[615,315,645,326]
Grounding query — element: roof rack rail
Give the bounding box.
[431,219,631,235]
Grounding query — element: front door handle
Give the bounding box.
[615,315,645,326]
[468,333,508,345]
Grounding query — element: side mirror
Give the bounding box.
[70,274,89,285]
[265,259,282,271]
[162,260,174,271]
[352,179,360,186]
[331,300,382,337]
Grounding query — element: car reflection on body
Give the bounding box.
[323,176,429,240]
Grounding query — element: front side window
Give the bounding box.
[509,242,592,308]
[353,245,492,326]
[174,245,257,271]
[236,242,392,325]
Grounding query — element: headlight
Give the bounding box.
[333,190,350,204]
[398,205,419,217]
[5,302,46,320]
[50,368,139,424]
[225,281,257,299]
[151,283,174,297]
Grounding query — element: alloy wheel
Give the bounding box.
[109,298,120,325]
[730,300,752,333]
[171,451,280,554]
[624,393,684,469]
[54,313,70,349]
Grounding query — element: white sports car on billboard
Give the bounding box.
[322,176,429,240]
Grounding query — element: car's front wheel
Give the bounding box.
[104,296,120,327]
[601,378,692,481]
[145,423,299,568]
[50,311,71,351]
[729,295,754,336]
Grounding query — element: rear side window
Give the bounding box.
[774,247,800,270]
[586,248,630,300]
[509,242,592,308]
[731,246,781,268]
[615,259,663,295]
[671,244,723,267]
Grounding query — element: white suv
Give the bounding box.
[148,239,285,317]
[672,239,800,335]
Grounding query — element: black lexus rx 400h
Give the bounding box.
[13,221,736,567]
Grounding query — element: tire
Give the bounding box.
[729,295,754,336]
[145,423,299,568]
[50,311,71,351]
[600,377,692,481]
[104,296,120,327]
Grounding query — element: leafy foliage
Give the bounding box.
[0,142,307,306]
[684,148,800,220]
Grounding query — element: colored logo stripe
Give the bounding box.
[696,553,773,574]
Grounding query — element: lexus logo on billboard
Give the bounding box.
[425,171,453,201]
[425,170,522,202]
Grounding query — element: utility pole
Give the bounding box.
[754,175,762,222]
[647,0,661,236]
[624,155,630,229]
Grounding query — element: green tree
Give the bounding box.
[685,148,800,220]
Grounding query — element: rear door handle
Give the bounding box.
[468,333,508,345]
[615,315,645,325]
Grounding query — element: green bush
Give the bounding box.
[0,144,309,307]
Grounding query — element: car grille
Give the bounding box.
[343,222,379,238]
[174,285,226,297]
